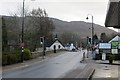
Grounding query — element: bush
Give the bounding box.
[2,50,21,66]
[2,54,7,66]
[109,53,115,64]
[23,48,32,60]
[114,54,120,60]
[2,49,32,66]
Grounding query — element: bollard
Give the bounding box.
[83,52,85,61]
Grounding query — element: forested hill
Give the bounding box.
[51,18,117,38]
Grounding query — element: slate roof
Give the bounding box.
[45,39,64,47]
[105,0,120,28]
[109,35,120,43]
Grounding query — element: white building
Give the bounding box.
[69,43,75,50]
[46,39,65,51]
[96,35,120,60]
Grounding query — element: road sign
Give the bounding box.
[111,41,119,49]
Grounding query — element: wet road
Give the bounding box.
[3,51,85,78]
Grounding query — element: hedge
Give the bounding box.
[2,50,21,66]
[95,53,120,60]
[2,48,32,66]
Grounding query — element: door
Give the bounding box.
[102,53,106,60]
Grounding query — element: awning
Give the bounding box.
[105,0,120,28]
[99,43,111,49]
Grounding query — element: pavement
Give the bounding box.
[93,60,119,80]
[79,50,120,80]
[60,50,95,79]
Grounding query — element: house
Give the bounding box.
[95,0,120,60]
[104,0,120,60]
[49,39,65,50]
[96,43,111,60]
[46,39,65,51]
[96,36,120,60]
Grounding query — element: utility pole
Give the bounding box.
[21,0,35,62]
[21,0,25,62]
[86,14,94,59]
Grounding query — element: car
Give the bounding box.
[72,48,77,52]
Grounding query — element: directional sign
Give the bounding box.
[111,41,119,49]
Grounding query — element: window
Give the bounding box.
[58,45,61,49]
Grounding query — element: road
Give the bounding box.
[3,50,86,78]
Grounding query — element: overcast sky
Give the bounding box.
[1,0,118,31]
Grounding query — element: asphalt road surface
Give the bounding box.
[3,50,86,78]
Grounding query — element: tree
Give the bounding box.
[27,8,55,51]
[3,6,55,52]
[59,32,83,47]
[100,33,108,43]
[93,34,99,45]
[2,16,21,51]
[9,5,30,17]
[106,33,117,42]
[2,5,29,52]
[2,17,8,51]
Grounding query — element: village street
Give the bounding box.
[2,50,87,78]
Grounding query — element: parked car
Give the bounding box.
[72,48,77,52]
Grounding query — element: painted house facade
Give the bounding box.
[49,39,64,50]
[96,36,120,60]
[46,39,65,51]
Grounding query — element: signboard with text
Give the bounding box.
[111,49,118,54]
[111,41,119,49]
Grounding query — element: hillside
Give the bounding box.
[51,18,117,38]
[2,16,117,39]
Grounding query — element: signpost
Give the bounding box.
[111,41,119,54]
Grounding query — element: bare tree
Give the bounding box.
[26,8,55,51]
[59,32,82,47]
[3,6,55,51]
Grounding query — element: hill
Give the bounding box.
[51,18,117,38]
[2,16,117,39]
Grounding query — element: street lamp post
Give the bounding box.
[86,14,94,57]
[21,0,25,62]
[21,0,35,62]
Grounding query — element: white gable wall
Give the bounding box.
[49,41,64,50]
